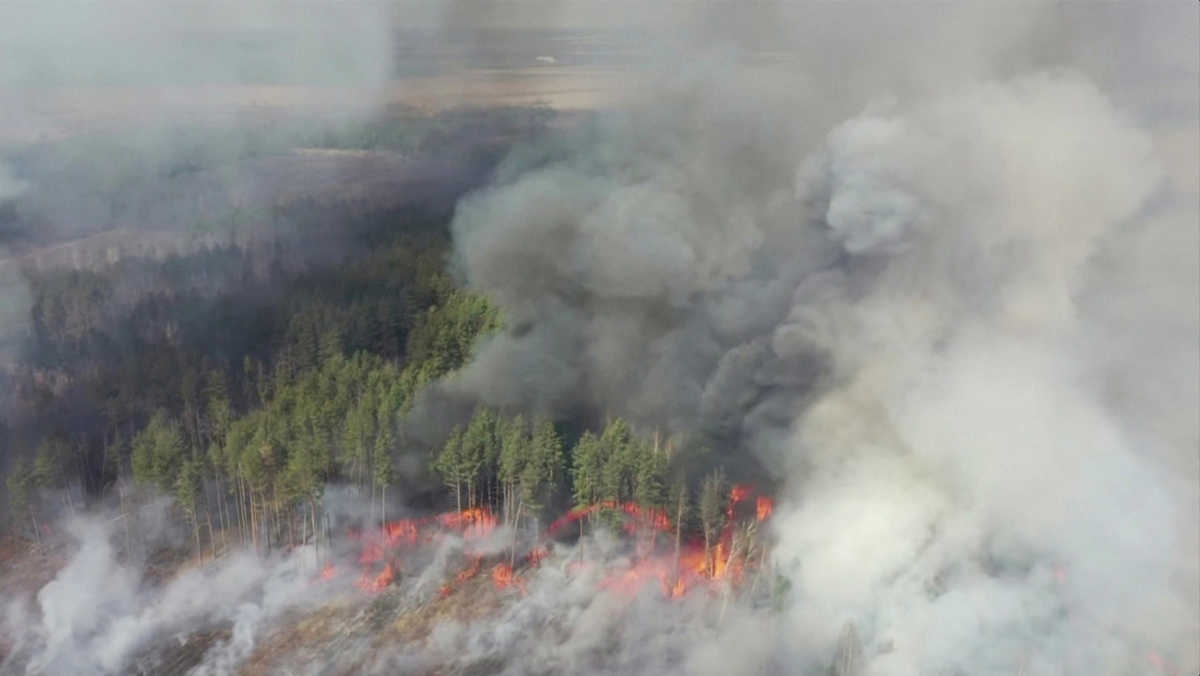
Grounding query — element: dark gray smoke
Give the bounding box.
[428,2,1198,673]
[1,2,1196,675]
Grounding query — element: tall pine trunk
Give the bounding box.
[250,488,258,552]
[510,499,523,568]
[673,491,684,586]
[703,532,712,578]
[206,508,215,557]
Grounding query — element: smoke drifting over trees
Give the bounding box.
[433,3,1199,674]
[1,1,1197,675]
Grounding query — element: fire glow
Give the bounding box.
[334,484,776,604]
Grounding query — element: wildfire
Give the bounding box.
[337,486,775,605]
[343,507,503,596]
[440,556,483,598]
[587,486,775,601]
[671,576,687,599]
[357,563,395,591]
[756,495,774,522]
[546,501,675,538]
[527,546,550,567]
[384,519,421,544]
[712,541,728,579]
[437,508,498,539]
[491,563,529,594]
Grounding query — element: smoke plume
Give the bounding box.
[1,2,1195,675]
[428,3,1198,674]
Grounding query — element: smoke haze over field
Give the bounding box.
[0,1,1196,675]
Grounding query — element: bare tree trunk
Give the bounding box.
[241,479,250,547]
[232,478,242,545]
[510,499,523,568]
[380,484,387,533]
[236,478,246,546]
[311,498,320,568]
[749,544,768,599]
[206,508,215,558]
[217,478,228,548]
[120,485,131,553]
[250,489,258,552]
[672,494,684,589]
[719,535,744,623]
[272,485,281,554]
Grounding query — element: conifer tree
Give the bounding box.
[570,431,603,510]
[434,425,466,512]
[700,468,728,577]
[498,414,529,526]
[520,419,564,534]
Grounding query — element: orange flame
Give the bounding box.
[527,546,550,567]
[756,495,774,522]
[671,576,687,599]
[384,519,421,544]
[713,541,728,579]
[339,489,775,604]
[491,563,528,594]
[437,508,498,539]
[546,501,675,538]
[357,563,395,592]
[439,556,483,598]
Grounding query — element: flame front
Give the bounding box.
[336,487,774,604]
[756,496,773,522]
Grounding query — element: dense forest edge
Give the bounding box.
[0,107,761,586]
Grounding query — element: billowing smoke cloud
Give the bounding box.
[0,506,337,675]
[428,4,1198,674]
[2,2,1195,675]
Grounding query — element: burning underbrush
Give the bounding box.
[235,484,784,674]
[0,483,781,675]
[328,484,777,606]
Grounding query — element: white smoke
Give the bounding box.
[432,14,1198,675]
[0,509,337,675]
[2,3,1195,675]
